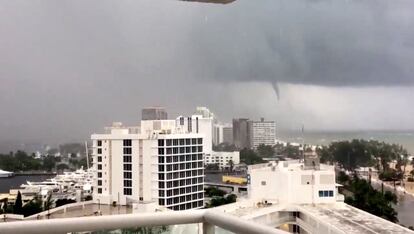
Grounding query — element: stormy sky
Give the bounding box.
[0,0,414,144]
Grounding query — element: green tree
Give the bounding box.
[256,144,275,158]
[57,163,69,171]
[14,191,23,215]
[21,197,43,217]
[228,160,234,172]
[240,149,264,165]
[43,193,53,211]
[344,177,398,223]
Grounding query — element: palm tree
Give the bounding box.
[43,193,53,219]
[228,160,234,172]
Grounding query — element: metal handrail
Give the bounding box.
[0,210,288,234]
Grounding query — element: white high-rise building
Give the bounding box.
[249,118,276,149]
[91,120,205,211]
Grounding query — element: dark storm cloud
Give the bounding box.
[0,0,414,143]
[187,0,414,86]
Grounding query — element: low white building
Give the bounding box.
[91,120,205,211]
[248,159,340,204]
[205,151,240,169]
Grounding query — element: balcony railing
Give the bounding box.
[0,210,288,234]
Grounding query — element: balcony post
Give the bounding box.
[203,222,215,234]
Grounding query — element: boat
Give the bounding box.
[0,169,14,178]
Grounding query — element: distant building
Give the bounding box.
[233,118,250,149]
[205,151,240,169]
[222,126,233,144]
[92,120,205,210]
[141,107,168,120]
[213,123,233,145]
[249,118,276,149]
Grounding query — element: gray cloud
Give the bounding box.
[0,0,413,144]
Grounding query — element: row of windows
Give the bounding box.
[160,201,204,211]
[158,162,203,172]
[161,195,204,206]
[158,154,203,163]
[319,190,334,197]
[158,177,203,188]
[158,146,203,155]
[159,171,204,181]
[158,138,203,147]
[159,186,204,197]
[123,142,132,196]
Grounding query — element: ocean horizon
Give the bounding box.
[278,130,414,155]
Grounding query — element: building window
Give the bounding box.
[123,139,132,147]
[123,164,132,171]
[159,165,164,172]
[159,199,165,206]
[98,188,102,194]
[124,180,132,187]
[97,164,102,170]
[123,156,132,163]
[261,181,267,186]
[124,172,132,179]
[159,182,165,188]
[123,148,132,154]
[124,188,132,195]
[158,139,164,146]
[98,156,102,162]
[158,148,164,155]
[98,172,102,178]
[98,180,102,186]
[166,139,172,146]
[319,190,334,197]
[97,148,102,154]
[97,140,102,146]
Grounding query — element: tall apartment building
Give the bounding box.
[141,107,168,120]
[91,120,205,211]
[232,118,250,149]
[249,118,276,149]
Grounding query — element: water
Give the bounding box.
[278,130,414,154]
[0,175,54,193]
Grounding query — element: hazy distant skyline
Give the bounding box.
[1,0,414,143]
